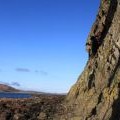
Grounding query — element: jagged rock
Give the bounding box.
[59,0,120,120]
[0,112,8,120]
[0,111,12,120]
[13,113,24,120]
[37,112,47,120]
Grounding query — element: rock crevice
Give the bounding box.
[58,0,120,119]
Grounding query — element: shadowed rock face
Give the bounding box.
[58,0,120,119]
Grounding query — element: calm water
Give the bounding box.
[0,92,31,98]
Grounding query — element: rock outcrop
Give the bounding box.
[59,0,120,119]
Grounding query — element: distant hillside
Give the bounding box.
[0,84,19,92]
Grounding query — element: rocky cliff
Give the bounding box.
[58,0,120,119]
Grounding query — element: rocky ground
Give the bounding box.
[0,94,65,120]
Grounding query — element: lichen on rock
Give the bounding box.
[60,0,120,119]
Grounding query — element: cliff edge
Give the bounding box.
[58,0,120,119]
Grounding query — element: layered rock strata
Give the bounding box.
[59,0,120,119]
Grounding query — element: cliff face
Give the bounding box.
[60,0,120,119]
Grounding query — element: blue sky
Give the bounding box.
[0,0,100,93]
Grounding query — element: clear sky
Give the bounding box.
[0,0,100,93]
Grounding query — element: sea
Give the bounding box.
[0,92,31,98]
